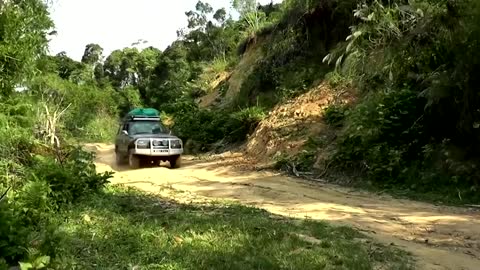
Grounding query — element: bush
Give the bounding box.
[29,146,113,205]
[171,102,266,152]
[0,185,63,266]
[0,146,113,266]
[172,106,228,146]
[227,106,266,141]
[0,115,113,266]
[0,93,114,267]
[333,88,425,180]
[28,74,120,143]
[323,104,348,127]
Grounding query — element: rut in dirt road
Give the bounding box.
[88,143,480,270]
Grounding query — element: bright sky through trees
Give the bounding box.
[47,0,280,61]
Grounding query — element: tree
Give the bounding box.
[0,0,54,95]
[94,62,108,87]
[81,43,104,65]
[53,52,84,80]
[179,1,240,62]
[213,8,227,25]
[231,0,265,37]
[186,1,213,31]
[103,48,142,89]
[232,0,257,15]
[145,41,192,110]
[136,47,161,98]
[103,47,160,100]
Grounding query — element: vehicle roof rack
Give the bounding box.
[122,108,161,122]
[124,115,160,121]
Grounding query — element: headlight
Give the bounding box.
[170,139,182,149]
[136,139,150,149]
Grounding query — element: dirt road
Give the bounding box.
[88,143,480,270]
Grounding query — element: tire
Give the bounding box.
[169,155,182,169]
[128,149,141,169]
[115,150,127,166]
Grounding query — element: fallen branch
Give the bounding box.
[290,162,300,177]
[318,160,334,178]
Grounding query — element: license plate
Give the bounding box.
[154,149,168,153]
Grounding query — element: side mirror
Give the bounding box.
[122,130,128,136]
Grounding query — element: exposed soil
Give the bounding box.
[197,71,231,108]
[196,36,266,110]
[88,143,480,270]
[244,82,356,164]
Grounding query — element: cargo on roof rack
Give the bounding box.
[123,108,161,121]
[127,108,160,117]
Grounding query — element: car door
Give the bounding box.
[116,123,130,154]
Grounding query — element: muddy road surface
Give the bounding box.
[88,143,480,270]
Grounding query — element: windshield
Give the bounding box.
[128,121,168,135]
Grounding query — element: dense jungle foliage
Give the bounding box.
[1,0,479,267]
[323,0,480,202]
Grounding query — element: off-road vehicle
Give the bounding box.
[114,108,183,169]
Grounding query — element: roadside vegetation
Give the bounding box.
[0,0,479,268]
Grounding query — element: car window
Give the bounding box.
[128,121,168,135]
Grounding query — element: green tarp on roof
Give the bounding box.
[127,108,160,117]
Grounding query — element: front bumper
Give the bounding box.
[133,138,183,156]
[134,148,183,156]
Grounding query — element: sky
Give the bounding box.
[47,0,280,61]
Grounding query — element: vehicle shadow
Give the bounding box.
[104,161,177,172]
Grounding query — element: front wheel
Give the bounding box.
[115,149,127,166]
[128,149,141,169]
[169,155,182,169]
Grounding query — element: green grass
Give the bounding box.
[46,185,413,270]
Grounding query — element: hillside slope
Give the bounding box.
[197,38,265,109]
[244,82,355,165]
[193,34,354,166]
[186,0,480,204]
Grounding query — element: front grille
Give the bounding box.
[152,139,169,149]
